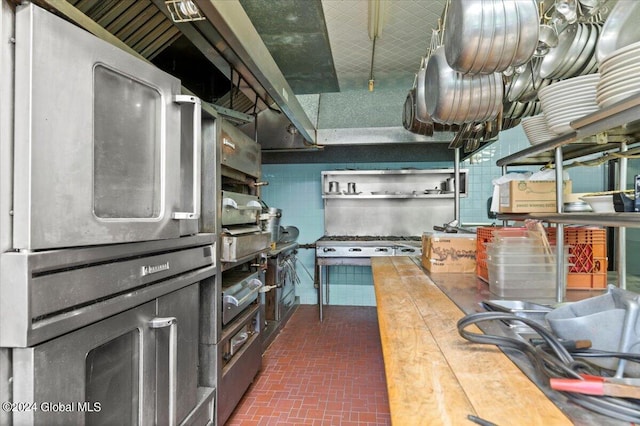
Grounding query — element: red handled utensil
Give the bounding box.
[550,374,640,398]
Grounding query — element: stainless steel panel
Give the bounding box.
[220,231,270,262]
[278,288,297,322]
[198,342,218,390]
[324,198,453,237]
[220,119,261,178]
[13,4,190,249]
[0,348,10,426]
[218,334,261,424]
[0,0,13,255]
[221,191,261,225]
[0,234,216,347]
[317,126,454,144]
[181,387,215,426]
[217,305,261,426]
[27,245,211,319]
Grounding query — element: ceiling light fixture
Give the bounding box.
[367,0,388,91]
[165,0,206,23]
[368,0,387,40]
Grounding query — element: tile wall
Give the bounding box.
[261,126,607,306]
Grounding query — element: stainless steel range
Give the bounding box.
[316,235,422,258]
[315,235,422,321]
[315,168,466,321]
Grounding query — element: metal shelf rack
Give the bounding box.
[495,93,640,301]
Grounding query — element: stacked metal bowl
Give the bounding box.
[502,100,541,121]
[443,0,539,74]
[424,47,503,124]
[504,59,554,103]
[538,74,600,134]
[402,88,433,136]
[539,22,600,80]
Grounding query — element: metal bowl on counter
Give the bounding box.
[563,200,592,213]
[278,226,299,244]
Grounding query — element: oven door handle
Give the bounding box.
[230,331,250,355]
[223,278,263,306]
[222,198,262,211]
[172,95,201,221]
[149,316,178,426]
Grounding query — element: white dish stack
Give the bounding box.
[521,115,558,145]
[538,74,600,134]
[596,41,640,108]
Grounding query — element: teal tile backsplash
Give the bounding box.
[262,126,607,306]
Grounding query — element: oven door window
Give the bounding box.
[85,331,140,425]
[93,65,161,219]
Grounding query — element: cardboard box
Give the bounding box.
[499,180,572,213]
[421,232,477,273]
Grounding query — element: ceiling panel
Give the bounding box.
[322,0,447,90]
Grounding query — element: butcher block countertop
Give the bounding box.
[371,256,571,426]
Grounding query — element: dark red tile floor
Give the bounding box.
[226,305,391,426]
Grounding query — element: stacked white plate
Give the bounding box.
[539,23,600,80]
[443,0,539,74]
[538,74,600,135]
[596,41,640,108]
[424,47,503,124]
[521,115,557,145]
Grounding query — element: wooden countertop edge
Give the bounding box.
[372,256,572,426]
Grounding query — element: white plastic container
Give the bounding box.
[487,249,569,300]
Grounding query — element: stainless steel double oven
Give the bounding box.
[1,3,214,425]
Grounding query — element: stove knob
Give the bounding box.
[323,248,336,252]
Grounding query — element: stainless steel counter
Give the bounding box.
[421,260,626,426]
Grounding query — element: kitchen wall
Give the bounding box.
[261,125,607,306]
